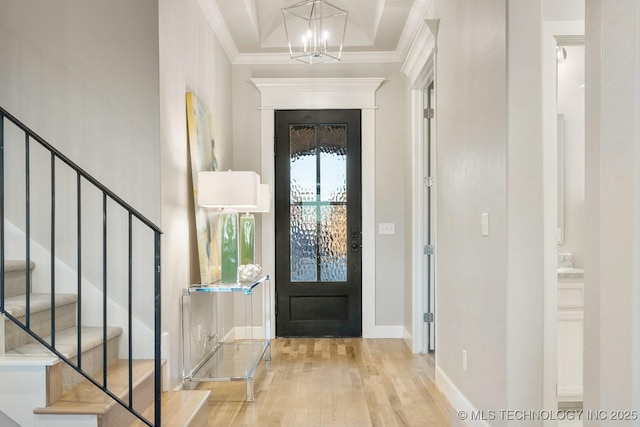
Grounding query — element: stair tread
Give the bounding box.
[34,359,157,416]
[7,326,122,358]
[131,390,211,427]
[3,293,77,318]
[3,260,35,272]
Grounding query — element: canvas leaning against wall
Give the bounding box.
[186,92,220,284]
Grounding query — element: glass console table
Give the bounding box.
[181,275,271,403]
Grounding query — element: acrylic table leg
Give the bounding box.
[246,377,255,403]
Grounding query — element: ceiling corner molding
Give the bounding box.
[233,51,404,65]
[401,22,435,87]
[233,52,305,65]
[196,0,239,63]
[251,77,385,109]
[340,51,404,64]
[395,0,432,62]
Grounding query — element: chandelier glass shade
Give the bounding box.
[282,0,348,64]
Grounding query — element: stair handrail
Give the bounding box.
[0,106,162,427]
[0,107,160,232]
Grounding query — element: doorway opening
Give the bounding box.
[555,40,585,407]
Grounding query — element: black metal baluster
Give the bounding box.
[0,114,5,312]
[128,212,133,409]
[154,231,161,427]
[25,133,31,329]
[103,192,108,388]
[77,173,82,369]
[51,153,56,347]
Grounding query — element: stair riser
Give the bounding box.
[100,371,155,427]
[129,390,210,427]
[4,302,77,352]
[61,336,121,394]
[4,269,31,299]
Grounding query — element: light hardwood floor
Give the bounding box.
[198,338,466,427]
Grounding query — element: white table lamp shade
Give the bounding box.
[247,184,271,213]
[197,171,261,209]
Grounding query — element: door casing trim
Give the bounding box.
[252,77,386,338]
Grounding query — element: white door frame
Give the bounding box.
[405,22,437,354]
[251,78,385,338]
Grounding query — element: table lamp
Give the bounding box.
[197,171,260,283]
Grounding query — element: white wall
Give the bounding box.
[506,0,546,418]
[426,0,508,417]
[158,0,234,389]
[584,0,640,423]
[0,0,161,223]
[544,0,585,22]
[423,0,547,423]
[231,63,408,330]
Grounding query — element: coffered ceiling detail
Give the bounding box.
[197,0,429,64]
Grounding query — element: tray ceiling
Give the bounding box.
[198,0,425,64]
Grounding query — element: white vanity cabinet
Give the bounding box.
[557,270,584,403]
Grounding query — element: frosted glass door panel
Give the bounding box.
[290,205,318,282]
[289,124,347,283]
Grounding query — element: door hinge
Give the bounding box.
[275,292,278,315]
[424,108,435,119]
[424,244,435,256]
[274,135,277,157]
[423,176,434,187]
[423,312,434,323]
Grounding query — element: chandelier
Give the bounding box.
[281,0,348,64]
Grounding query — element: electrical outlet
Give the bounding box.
[197,324,202,343]
[462,349,468,372]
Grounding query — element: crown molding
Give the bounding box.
[233,50,403,65]
[401,21,435,87]
[196,0,239,63]
[395,0,431,61]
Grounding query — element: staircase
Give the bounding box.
[1,261,209,427]
[0,107,210,426]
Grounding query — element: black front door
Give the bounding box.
[275,109,362,337]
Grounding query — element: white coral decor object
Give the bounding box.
[238,264,262,282]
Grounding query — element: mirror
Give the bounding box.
[557,113,565,244]
[555,42,585,271]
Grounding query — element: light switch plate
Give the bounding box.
[379,223,395,235]
[481,213,490,236]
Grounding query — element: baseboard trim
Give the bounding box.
[558,385,583,402]
[436,366,491,427]
[227,325,405,340]
[362,325,405,338]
